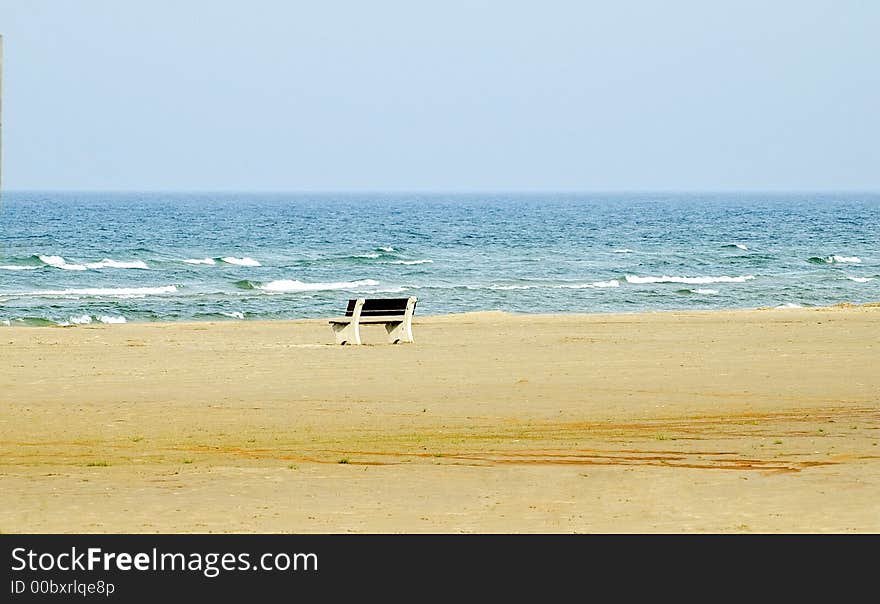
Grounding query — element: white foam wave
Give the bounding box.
[847,276,873,283]
[97,315,127,324]
[489,284,532,290]
[0,319,10,326]
[488,279,620,291]
[0,264,38,270]
[39,255,148,270]
[221,311,245,319]
[18,285,178,298]
[355,253,380,259]
[775,303,803,309]
[693,288,719,295]
[183,258,217,265]
[825,255,861,264]
[220,257,261,267]
[625,275,755,285]
[86,259,149,269]
[391,259,433,265]
[379,246,395,252]
[258,279,380,292]
[57,314,127,326]
[613,249,634,253]
[556,280,621,289]
[39,255,87,270]
[588,280,620,288]
[364,287,408,294]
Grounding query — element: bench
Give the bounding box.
[329,296,418,345]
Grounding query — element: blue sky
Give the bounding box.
[1,1,878,191]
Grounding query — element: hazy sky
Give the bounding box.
[1,1,878,191]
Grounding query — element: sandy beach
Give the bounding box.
[1,305,878,533]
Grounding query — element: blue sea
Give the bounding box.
[1,192,878,326]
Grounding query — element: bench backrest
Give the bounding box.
[345,298,414,317]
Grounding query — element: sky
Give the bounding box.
[0,0,878,192]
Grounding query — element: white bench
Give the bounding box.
[329,296,418,345]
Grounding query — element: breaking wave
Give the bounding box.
[625,275,755,284]
[488,280,620,290]
[57,314,127,326]
[37,255,148,270]
[220,257,261,266]
[808,255,862,264]
[258,279,380,293]
[12,285,178,298]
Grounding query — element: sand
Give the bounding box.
[1,305,878,533]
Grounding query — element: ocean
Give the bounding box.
[0,192,878,326]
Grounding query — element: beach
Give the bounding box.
[1,305,878,533]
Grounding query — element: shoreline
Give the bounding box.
[2,303,878,532]
[4,299,880,331]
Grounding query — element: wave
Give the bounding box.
[37,255,148,270]
[0,264,38,271]
[183,257,217,265]
[613,249,634,253]
[722,243,749,250]
[391,259,433,265]
[364,286,409,294]
[220,257,261,267]
[488,280,620,291]
[625,275,755,284]
[808,255,862,264]
[97,315,127,324]
[587,279,620,288]
[232,279,257,290]
[38,255,87,270]
[354,253,381,259]
[56,314,127,326]
[1,317,57,327]
[677,288,719,295]
[221,311,245,319]
[65,314,94,325]
[847,276,874,283]
[378,246,395,252]
[775,303,803,309]
[12,285,178,298]
[258,279,380,293]
[556,280,620,289]
[87,259,149,269]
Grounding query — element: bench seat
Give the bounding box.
[328,297,417,345]
[329,315,408,325]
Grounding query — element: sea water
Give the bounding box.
[1,191,878,325]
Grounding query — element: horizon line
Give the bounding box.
[3,188,880,195]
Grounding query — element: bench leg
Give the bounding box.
[385,320,413,344]
[331,322,361,345]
